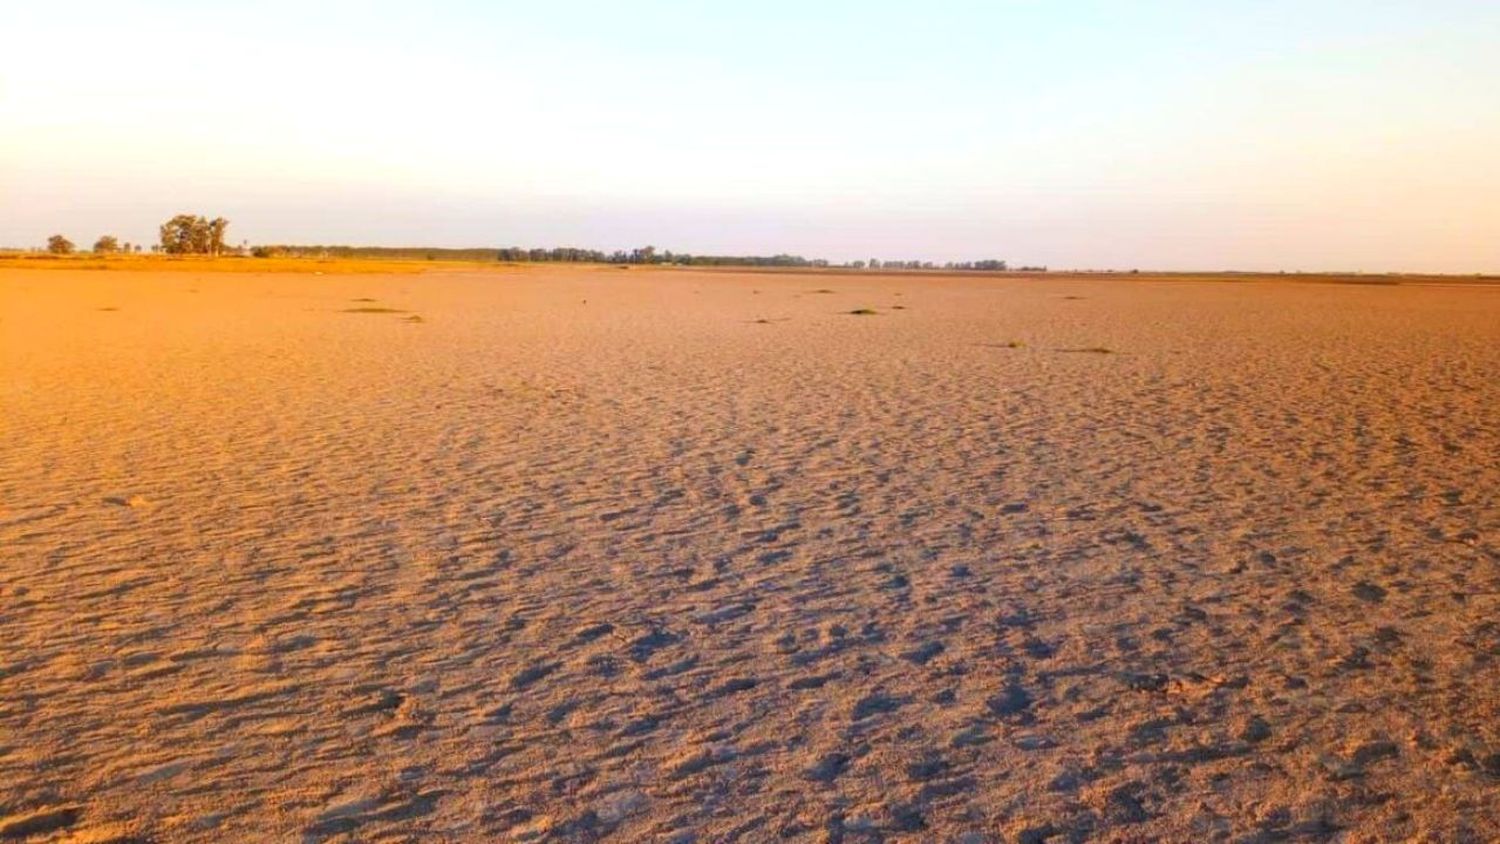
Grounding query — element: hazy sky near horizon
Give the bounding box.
[3,1,1498,271]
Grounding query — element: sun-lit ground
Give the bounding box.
[2,266,1497,841]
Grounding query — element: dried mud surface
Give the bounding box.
[2,268,1497,842]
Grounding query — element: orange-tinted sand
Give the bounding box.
[2,267,1497,841]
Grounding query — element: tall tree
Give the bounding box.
[93,235,120,254]
[208,218,229,256]
[159,214,230,255]
[159,214,200,254]
[46,234,74,255]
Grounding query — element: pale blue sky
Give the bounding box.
[3,1,1498,270]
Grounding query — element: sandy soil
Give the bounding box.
[2,266,1497,842]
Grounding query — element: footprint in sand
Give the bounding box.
[509,660,561,690]
[802,751,850,783]
[102,495,152,508]
[0,806,82,839]
[902,640,946,665]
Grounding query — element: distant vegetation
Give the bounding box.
[857,258,1020,271]
[31,233,143,255]
[254,245,501,261]
[252,244,838,266]
[250,243,1037,271]
[25,221,1043,271]
[159,214,232,255]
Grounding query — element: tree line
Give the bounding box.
[253,244,837,266]
[41,216,1040,271]
[251,245,500,261]
[45,234,145,255]
[45,213,237,256]
[498,246,835,267]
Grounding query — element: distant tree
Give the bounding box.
[46,234,74,255]
[208,217,229,256]
[159,214,200,254]
[946,259,1008,271]
[93,235,120,254]
[121,241,133,253]
[159,214,230,255]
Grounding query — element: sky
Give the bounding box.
[3,1,1498,271]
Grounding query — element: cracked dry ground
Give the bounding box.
[2,267,1497,842]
